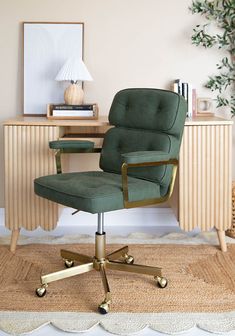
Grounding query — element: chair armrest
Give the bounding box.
[121,150,171,164]
[49,140,95,174]
[121,154,178,208]
[49,140,94,150]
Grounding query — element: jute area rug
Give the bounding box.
[0,239,234,334]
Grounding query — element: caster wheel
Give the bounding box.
[36,286,47,297]
[64,259,74,268]
[98,301,110,314]
[124,254,134,264]
[155,276,168,288]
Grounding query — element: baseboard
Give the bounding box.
[0,207,178,229]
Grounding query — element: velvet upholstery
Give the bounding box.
[109,88,186,134]
[100,89,187,194]
[35,171,161,213]
[34,88,187,213]
[121,151,171,164]
[49,140,94,150]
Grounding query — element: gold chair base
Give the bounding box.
[36,232,167,314]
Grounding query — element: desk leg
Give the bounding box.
[10,229,20,253]
[216,230,227,252]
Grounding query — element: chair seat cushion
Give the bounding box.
[34,171,161,214]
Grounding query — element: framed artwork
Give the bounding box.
[23,22,84,115]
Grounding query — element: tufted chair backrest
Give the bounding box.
[100,88,187,196]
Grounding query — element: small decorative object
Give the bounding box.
[226,181,235,239]
[55,57,93,105]
[196,97,214,116]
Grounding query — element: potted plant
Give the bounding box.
[189,0,235,116]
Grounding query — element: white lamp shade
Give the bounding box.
[55,57,93,82]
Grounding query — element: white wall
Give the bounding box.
[0,0,234,207]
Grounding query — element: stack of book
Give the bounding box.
[47,103,98,120]
[172,79,197,118]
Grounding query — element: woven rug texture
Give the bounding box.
[0,243,234,313]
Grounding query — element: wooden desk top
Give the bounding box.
[3,115,109,126]
[3,115,233,126]
[185,116,233,126]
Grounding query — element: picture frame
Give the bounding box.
[23,22,84,115]
[196,97,214,117]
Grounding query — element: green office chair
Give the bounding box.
[35,88,187,314]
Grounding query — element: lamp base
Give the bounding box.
[64,83,84,105]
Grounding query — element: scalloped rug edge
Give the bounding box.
[0,311,234,335]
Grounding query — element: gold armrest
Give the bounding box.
[121,159,178,208]
[54,148,101,174]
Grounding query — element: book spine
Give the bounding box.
[53,104,94,110]
[187,84,193,118]
[52,110,94,117]
[172,80,196,118]
[182,83,188,102]
[192,88,197,117]
[174,79,182,95]
[172,82,179,93]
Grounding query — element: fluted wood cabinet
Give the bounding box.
[4,124,59,231]
[3,116,233,252]
[170,117,232,240]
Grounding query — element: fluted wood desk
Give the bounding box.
[3,116,232,252]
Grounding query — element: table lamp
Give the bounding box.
[55,57,93,105]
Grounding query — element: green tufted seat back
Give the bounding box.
[100,88,187,196]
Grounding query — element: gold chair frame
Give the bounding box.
[36,155,178,314]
